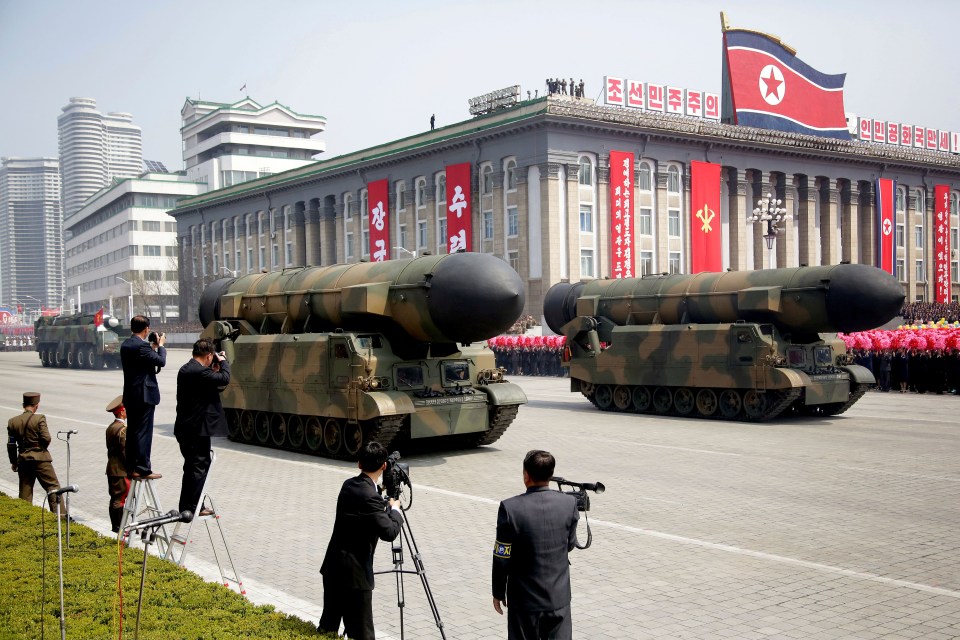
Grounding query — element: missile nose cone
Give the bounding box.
[826,264,905,332]
[428,253,526,343]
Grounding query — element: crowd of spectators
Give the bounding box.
[899,301,960,324]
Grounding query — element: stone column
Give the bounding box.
[726,168,748,272]
[820,178,841,265]
[304,199,320,266]
[596,155,610,278]
[858,181,876,268]
[796,175,816,267]
[545,163,567,280]
[566,163,581,277]
[324,197,339,266]
[293,201,307,266]
[841,181,860,264]
[775,173,794,268]
[751,170,770,269]
[655,166,669,273]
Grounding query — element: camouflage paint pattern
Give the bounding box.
[199,252,527,460]
[33,313,129,370]
[544,264,904,421]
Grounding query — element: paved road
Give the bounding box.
[2,350,959,639]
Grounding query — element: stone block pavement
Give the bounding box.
[1,350,959,639]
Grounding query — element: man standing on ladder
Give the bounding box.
[121,315,166,479]
[174,338,231,520]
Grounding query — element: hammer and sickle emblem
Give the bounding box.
[696,204,715,233]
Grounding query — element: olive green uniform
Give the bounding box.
[105,418,129,531]
[7,410,61,510]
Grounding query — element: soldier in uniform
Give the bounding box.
[104,395,129,532]
[7,392,62,512]
[492,450,579,640]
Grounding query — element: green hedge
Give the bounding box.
[0,492,334,639]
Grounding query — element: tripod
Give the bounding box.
[56,430,77,547]
[131,524,162,640]
[376,510,447,640]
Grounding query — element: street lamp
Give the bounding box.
[221,267,239,277]
[747,192,791,269]
[393,246,417,259]
[24,295,42,321]
[116,276,134,320]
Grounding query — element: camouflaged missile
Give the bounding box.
[544,263,904,421]
[34,312,129,370]
[198,252,528,460]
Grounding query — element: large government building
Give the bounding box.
[170,93,960,325]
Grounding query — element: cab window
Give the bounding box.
[395,365,424,389]
[443,361,470,384]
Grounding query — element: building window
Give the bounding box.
[235,250,241,272]
[580,249,594,277]
[578,157,593,186]
[896,187,905,214]
[397,182,406,210]
[669,251,681,274]
[361,227,369,258]
[667,166,681,193]
[143,245,162,257]
[579,205,593,232]
[286,242,293,266]
[143,270,161,281]
[915,224,924,249]
[483,211,494,240]
[415,178,426,207]
[505,159,517,191]
[436,175,446,203]
[481,165,493,194]
[247,247,253,272]
[639,164,652,191]
[417,221,427,248]
[640,251,653,276]
[896,259,905,282]
[896,223,905,248]
[639,207,653,236]
[346,232,354,260]
[213,254,219,272]
[437,218,447,253]
[399,224,407,249]
[142,221,161,232]
[272,244,279,267]
[916,259,925,281]
[507,206,519,237]
[668,210,680,237]
[508,250,520,272]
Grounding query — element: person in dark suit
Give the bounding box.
[174,339,230,518]
[493,450,579,640]
[319,442,404,640]
[104,395,128,532]
[120,315,166,479]
[7,392,62,512]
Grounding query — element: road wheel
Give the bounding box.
[631,386,652,412]
[86,348,98,368]
[343,423,363,459]
[53,349,63,367]
[612,385,632,411]
[695,389,718,417]
[39,350,48,367]
[67,349,77,368]
[652,387,672,414]
[270,414,287,447]
[718,390,742,419]
[226,409,240,439]
[743,390,768,420]
[254,412,271,444]
[287,415,305,450]
[240,411,256,441]
[594,385,614,411]
[673,387,695,415]
[305,416,323,453]
[323,418,343,456]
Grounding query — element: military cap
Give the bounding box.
[105,395,124,413]
[22,392,40,406]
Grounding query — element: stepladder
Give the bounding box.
[118,477,171,556]
[164,449,245,595]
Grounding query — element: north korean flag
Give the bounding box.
[723,29,849,140]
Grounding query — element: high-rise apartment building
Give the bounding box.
[0,157,64,311]
[58,97,143,219]
[181,97,325,191]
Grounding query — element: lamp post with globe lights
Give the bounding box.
[747,192,791,269]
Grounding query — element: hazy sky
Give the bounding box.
[2,0,958,167]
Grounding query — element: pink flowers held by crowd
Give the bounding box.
[840,319,960,352]
[487,335,566,349]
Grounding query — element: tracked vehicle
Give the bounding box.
[199,252,527,459]
[544,264,903,421]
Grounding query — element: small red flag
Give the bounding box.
[94,308,104,327]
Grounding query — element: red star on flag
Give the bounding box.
[761,69,783,100]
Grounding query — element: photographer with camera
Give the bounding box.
[120,315,166,479]
[492,450,579,640]
[319,442,403,640]
[174,339,230,519]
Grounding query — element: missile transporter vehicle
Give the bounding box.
[34,312,129,369]
[544,264,904,421]
[198,252,528,460]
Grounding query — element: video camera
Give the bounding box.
[551,476,604,550]
[550,476,605,512]
[382,451,411,503]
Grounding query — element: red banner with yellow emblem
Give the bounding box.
[690,161,722,273]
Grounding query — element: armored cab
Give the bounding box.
[198,252,528,459]
[544,264,904,421]
[34,312,129,369]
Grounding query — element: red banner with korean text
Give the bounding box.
[445,163,472,253]
[367,179,390,261]
[609,151,634,278]
[935,185,951,303]
[690,161,722,273]
[876,178,895,275]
